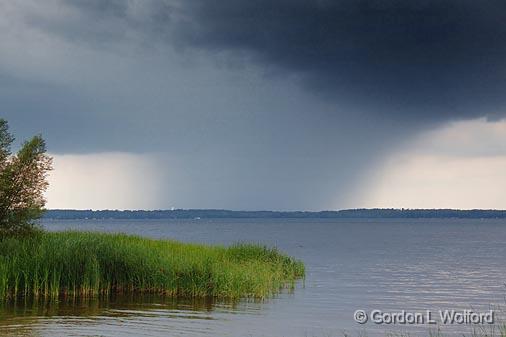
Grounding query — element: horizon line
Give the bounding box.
[45,208,506,212]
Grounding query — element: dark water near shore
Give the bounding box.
[2,218,506,336]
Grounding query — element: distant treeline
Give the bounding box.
[43,209,506,220]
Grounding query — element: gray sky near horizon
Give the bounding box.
[2,1,506,210]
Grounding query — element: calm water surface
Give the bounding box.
[1,218,506,336]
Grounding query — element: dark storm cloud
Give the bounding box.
[2,1,506,209]
[170,0,506,122]
[55,0,506,122]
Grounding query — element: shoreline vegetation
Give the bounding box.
[43,208,506,220]
[0,120,306,303]
[0,231,305,300]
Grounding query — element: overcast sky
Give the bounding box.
[2,0,506,210]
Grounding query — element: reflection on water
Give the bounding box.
[2,218,506,336]
[0,295,270,336]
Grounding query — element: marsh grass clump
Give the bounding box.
[0,231,305,300]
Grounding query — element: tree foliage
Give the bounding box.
[0,119,52,237]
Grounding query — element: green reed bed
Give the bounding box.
[0,231,305,300]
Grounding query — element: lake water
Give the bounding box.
[1,218,506,336]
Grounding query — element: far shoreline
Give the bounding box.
[42,208,506,220]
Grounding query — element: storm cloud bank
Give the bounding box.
[70,0,506,122]
[2,1,506,209]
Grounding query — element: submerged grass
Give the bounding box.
[0,231,305,300]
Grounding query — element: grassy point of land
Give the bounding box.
[0,231,305,300]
